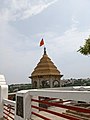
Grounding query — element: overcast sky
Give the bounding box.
[0,0,90,85]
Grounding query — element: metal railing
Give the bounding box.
[3,99,16,120]
[31,96,90,120]
[29,89,90,120]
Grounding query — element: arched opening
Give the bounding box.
[53,80,60,87]
[41,80,50,88]
[45,80,50,88]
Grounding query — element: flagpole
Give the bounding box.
[40,38,46,55]
[44,46,46,55]
[44,42,47,55]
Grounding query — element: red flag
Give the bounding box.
[40,38,44,46]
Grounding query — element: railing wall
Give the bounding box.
[15,89,90,120]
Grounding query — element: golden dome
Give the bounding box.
[30,48,61,77]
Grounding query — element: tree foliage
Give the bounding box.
[78,37,90,55]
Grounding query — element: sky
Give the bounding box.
[0,0,90,85]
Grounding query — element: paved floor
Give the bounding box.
[32,107,67,120]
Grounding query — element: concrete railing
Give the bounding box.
[3,99,16,120]
[0,75,8,119]
[15,89,90,120]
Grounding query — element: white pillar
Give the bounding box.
[0,75,8,118]
[15,90,31,120]
[32,96,39,113]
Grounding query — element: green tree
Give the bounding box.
[78,36,90,55]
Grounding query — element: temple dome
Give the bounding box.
[30,51,61,77]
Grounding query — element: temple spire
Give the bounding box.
[44,47,46,55]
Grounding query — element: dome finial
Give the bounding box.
[44,47,46,55]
